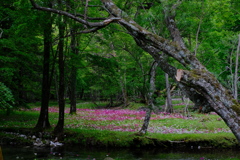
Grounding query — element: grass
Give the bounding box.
[0,100,238,148]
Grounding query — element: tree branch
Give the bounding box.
[164,1,186,50]
[29,0,120,28]
[0,28,3,38]
[58,26,105,39]
[73,13,106,20]
[83,0,89,28]
[101,0,205,70]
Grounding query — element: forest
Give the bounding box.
[1,0,240,145]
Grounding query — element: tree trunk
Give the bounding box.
[138,61,159,134]
[54,15,65,136]
[69,28,78,114]
[69,65,77,114]
[138,108,152,135]
[0,146,3,160]
[120,65,129,107]
[121,86,128,107]
[16,68,25,106]
[165,73,173,113]
[34,9,52,130]
[233,35,240,99]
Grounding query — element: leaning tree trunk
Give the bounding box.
[101,0,240,142]
[30,0,240,142]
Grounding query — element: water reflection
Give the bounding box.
[1,145,240,160]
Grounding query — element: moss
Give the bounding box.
[187,69,222,91]
[146,33,166,44]
[133,136,154,147]
[187,69,202,81]
[189,54,196,61]
[154,35,166,43]
[231,100,240,115]
[169,41,181,51]
[215,96,220,101]
[232,99,238,104]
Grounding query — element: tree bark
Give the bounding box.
[138,108,152,135]
[69,28,78,114]
[120,63,129,107]
[233,35,240,99]
[34,8,52,130]
[54,15,65,136]
[165,73,173,113]
[0,146,3,160]
[138,61,159,135]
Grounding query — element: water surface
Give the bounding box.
[1,145,240,160]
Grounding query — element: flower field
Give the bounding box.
[27,107,231,134]
[0,103,237,149]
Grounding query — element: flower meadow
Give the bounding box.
[28,107,231,134]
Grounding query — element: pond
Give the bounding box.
[1,145,240,160]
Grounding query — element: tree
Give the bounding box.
[65,0,84,114]
[233,35,240,99]
[0,82,15,115]
[69,27,78,114]
[138,61,159,135]
[54,0,66,135]
[164,73,173,113]
[34,1,53,130]
[29,0,240,142]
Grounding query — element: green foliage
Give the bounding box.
[75,101,109,109]
[0,82,15,111]
[155,96,165,106]
[4,0,237,106]
[0,0,43,105]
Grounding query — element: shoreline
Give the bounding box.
[0,127,239,149]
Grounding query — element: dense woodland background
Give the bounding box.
[0,0,240,132]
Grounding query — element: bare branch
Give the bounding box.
[54,26,106,41]
[83,0,89,28]
[73,13,106,20]
[29,0,120,28]
[0,28,3,38]
[73,26,106,34]
[170,0,182,12]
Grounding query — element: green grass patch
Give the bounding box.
[75,101,109,109]
[127,102,147,110]
[0,100,239,148]
[172,100,183,104]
